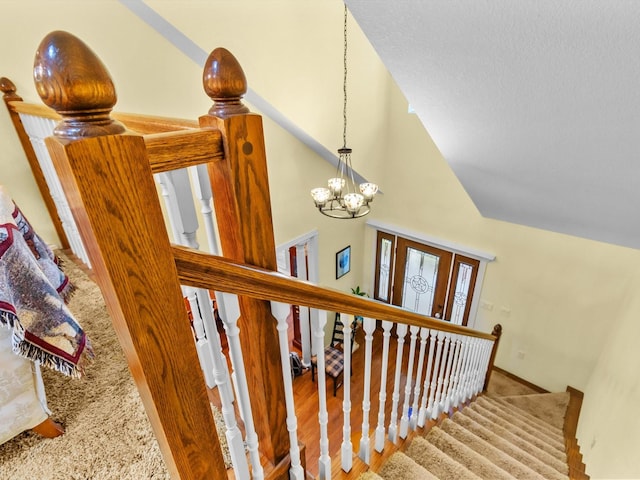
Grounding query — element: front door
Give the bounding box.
[392,238,453,319]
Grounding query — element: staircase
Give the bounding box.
[357,373,588,480]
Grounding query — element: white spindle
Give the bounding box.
[358,317,376,464]
[464,338,480,402]
[374,320,393,452]
[410,327,429,430]
[399,325,420,439]
[218,293,264,480]
[452,335,469,408]
[189,164,219,253]
[418,329,437,427]
[477,339,492,393]
[339,313,354,472]
[295,244,312,366]
[20,114,90,266]
[271,301,304,480]
[442,334,461,413]
[387,323,408,444]
[425,331,444,420]
[431,333,452,419]
[312,311,331,479]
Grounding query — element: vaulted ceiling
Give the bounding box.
[346,1,640,250]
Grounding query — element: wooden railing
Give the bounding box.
[4,30,502,480]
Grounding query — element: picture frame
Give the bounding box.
[336,245,351,279]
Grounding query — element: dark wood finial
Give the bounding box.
[203,47,250,118]
[492,323,503,338]
[33,31,125,139]
[0,77,19,99]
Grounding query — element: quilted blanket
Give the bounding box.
[0,187,93,378]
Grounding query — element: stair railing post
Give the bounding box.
[340,312,354,472]
[483,323,503,392]
[388,323,408,443]
[359,316,376,464]
[417,329,437,427]
[399,325,420,438]
[311,311,331,479]
[199,47,291,470]
[374,320,393,452]
[34,31,226,479]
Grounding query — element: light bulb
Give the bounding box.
[359,183,379,202]
[344,193,364,214]
[310,187,331,207]
[328,177,345,197]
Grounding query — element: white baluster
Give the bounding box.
[464,338,480,402]
[387,323,408,444]
[189,164,219,254]
[312,311,331,479]
[418,329,437,427]
[452,335,469,408]
[442,335,461,413]
[271,301,304,480]
[295,244,312,366]
[218,293,264,480]
[431,332,452,420]
[374,320,393,452]
[425,331,444,420]
[339,313,354,472]
[358,317,376,464]
[195,289,234,404]
[410,328,429,430]
[399,325,420,439]
[477,339,492,394]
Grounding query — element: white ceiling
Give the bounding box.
[346,0,640,250]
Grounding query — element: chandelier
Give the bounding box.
[310,5,378,219]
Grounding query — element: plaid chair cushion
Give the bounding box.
[324,346,345,379]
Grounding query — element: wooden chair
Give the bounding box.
[310,313,356,396]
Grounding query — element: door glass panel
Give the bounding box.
[377,238,393,301]
[450,262,473,325]
[401,247,439,315]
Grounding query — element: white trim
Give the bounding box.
[366,220,495,262]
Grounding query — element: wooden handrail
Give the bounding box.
[173,245,496,341]
[7,99,198,134]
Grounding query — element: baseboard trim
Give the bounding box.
[492,366,549,394]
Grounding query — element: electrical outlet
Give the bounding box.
[517,350,525,359]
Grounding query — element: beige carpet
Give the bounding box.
[367,370,571,480]
[0,252,229,479]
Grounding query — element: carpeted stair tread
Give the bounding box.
[477,396,565,440]
[358,472,384,480]
[406,436,482,480]
[497,392,569,431]
[475,397,565,450]
[461,405,567,474]
[424,426,515,480]
[483,394,566,436]
[439,417,548,479]
[452,410,569,479]
[377,452,439,480]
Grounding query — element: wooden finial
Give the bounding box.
[492,323,503,337]
[0,77,20,101]
[33,31,125,140]
[202,47,250,118]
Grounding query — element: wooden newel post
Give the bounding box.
[33,31,226,479]
[483,323,503,392]
[0,77,70,250]
[200,48,291,473]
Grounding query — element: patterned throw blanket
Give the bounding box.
[0,187,93,378]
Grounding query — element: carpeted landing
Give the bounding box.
[361,381,570,480]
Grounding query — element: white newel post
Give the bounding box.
[218,293,264,480]
[312,311,331,480]
[388,323,408,444]
[339,313,354,473]
[374,320,393,452]
[410,327,429,430]
[418,329,437,427]
[399,325,420,439]
[271,301,304,480]
[359,317,376,464]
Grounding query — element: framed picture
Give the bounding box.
[336,245,351,279]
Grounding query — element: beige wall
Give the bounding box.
[1,1,639,476]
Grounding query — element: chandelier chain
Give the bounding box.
[342,3,348,149]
